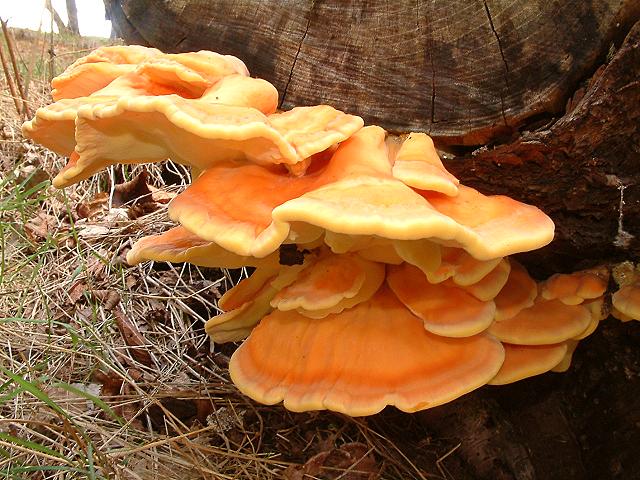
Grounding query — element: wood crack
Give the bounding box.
[483,0,510,126]
[483,0,510,80]
[280,1,315,108]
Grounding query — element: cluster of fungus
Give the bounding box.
[610,263,640,323]
[23,46,613,416]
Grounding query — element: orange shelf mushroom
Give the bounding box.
[230,287,505,415]
[27,44,619,417]
[611,265,640,322]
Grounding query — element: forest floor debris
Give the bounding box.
[0,28,447,480]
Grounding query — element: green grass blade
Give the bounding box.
[53,382,124,426]
[0,432,65,459]
[0,365,67,418]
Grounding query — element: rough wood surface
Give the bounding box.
[104,0,640,273]
[443,20,640,276]
[104,0,638,144]
[101,4,640,478]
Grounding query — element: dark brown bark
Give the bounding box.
[443,21,640,277]
[104,0,639,144]
[103,0,640,274]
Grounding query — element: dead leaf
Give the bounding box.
[68,280,87,304]
[125,275,138,289]
[93,370,143,428]
[77,224,111,238]
[92,290,121,310]
[148,184,177,204]
[77,209,129,238]
[128,368,144,382]
[112,171,154,207]
[206,406,245,434]
[283,442,380,480]
[86,254,108,280]
[127,201,158,220]
[114,310,153,366]
[24,211,58,242]
[76,192,109,220]
[14,164,49,191]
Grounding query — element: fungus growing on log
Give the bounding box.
[26,44,622,417]
[612,281,640,322]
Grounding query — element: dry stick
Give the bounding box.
[0,40,21,116]
[48,23,55,83]
[0,19,30,118]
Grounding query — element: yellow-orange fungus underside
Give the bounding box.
[230,286,505,416]
[126,226,273,268]
[428,247,501,285]
[51,45,162,100]
[489,343,568,385]
[494,261,538,321]
[272,253,367,311]
[294,260,385,319]
[391,132,459,196]
[422,185,554,257]
[541,270,607,305]
[612,281,640,321]
[387,263,496,337]
[168,126,386,255]
[459,259,511,302]
[489,299,591,345]
[218,256,294,311]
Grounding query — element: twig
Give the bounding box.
[0,39,21,115]
[49,20,55,83]
[0,19,31,117]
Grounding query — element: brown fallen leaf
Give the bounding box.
[148,184,177,204]
[76,208,129,239]
[127,201,159,220]
[93,370,143,429]
[125,275,138,289]
[76,192,109,220]
[283,442,380,480]
[67,280,87,304]
[92,370,123,397]
[86,251,109,280]
[92,290,121,310]
[112,171,171,219]
[112,171,154,207]
[114,310,153,366]
[24,211,59,242]
[14,164,49,191]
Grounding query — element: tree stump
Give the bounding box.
[105,2,640,478]
[105,0,640,274]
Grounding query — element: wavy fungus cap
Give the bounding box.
[229,286,505,416]
[20,45,571,416]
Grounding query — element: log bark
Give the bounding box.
[103,0,640,274]
[443,21,640,276]
[105,0,639,144]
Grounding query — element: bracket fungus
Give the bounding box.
[24,45,617,416]
[608,263,640,322]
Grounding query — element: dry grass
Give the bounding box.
[0,28,452,480]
